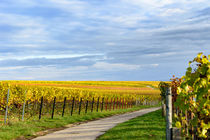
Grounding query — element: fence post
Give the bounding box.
[113,98,115,110]
[4,89,10,124]
[101,97,104,112]
[124,99,126,109]
[71,97,75,116]
[62,97,67,117]
[74,100,77,113]
[96,97,99,112]
[115,97,118,109]
[109,98,112,111]
[85,100,88,113]
[51,97,56,119]
[127,101,129,108]
[166,87,172,140]
[119,98,121,109]
[105,98,108,111]
[128,101,130,108]
[78,98,82,115]
[122,99,124,109]
[22,90,27,121]
[39,96,44,120]
[123,99,124,109]
[91,97,94,112]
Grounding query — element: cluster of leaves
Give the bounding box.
[158,81,170,102]
[174,53,210,139]
[170,75,182,110]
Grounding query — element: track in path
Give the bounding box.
[33,107,160,140]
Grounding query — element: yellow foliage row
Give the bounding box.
[5,80,160,88]
[0,81,160,111]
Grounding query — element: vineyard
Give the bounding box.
[0,81,161,125]
[159,53,210,139]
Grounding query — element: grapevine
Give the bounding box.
[174,53,210,139]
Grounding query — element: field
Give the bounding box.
[0,81,161,140]
[0,81,161,124]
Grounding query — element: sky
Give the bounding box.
[0,0,210,81]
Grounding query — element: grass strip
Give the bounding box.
[0,105,159,140]
[98,109,165,140]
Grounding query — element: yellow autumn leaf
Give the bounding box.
[175,121,182,128]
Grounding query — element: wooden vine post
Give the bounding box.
[62,97,67,117]
[109,98,112,111]
[91,97,94,112]
[39,96,44,120]
[78,98,82,115]
[116,97,118,109]
[119,98,121,109]
[122,98,124,109]
[4,89,10,124]
[71,97,75,116]
[85,100,88,113]
[105,98,108,111]
[22,90,27,121]
[101,97,104,112]
[96,97,99,112]
[166,87,172,140]
[113,98,115,110]
[51,97,56,119]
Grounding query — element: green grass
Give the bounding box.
[0,105,159,140]
[98,109,165,140]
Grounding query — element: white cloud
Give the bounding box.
[160,8,185,17]
[92,62,159,71]
[0,13,43,27]
[145,52,177,57]
[47,0,88,16]
[98,15,147,27]
[150,64,159,67]
[0,13,51,47]
[0,66,29,70]
[93,62,140,70]
[122,0,174,8]
[122,0,210,8]
[10,28,49,44]
[106,42,116,46]
[10,66,89,80]
[0,54,103,61]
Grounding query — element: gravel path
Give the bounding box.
[33,107,161,140]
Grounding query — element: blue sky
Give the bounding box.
[0,0,210,81]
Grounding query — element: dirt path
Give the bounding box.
[33,107,161,140]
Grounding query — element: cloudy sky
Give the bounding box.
[0,0,210,81]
